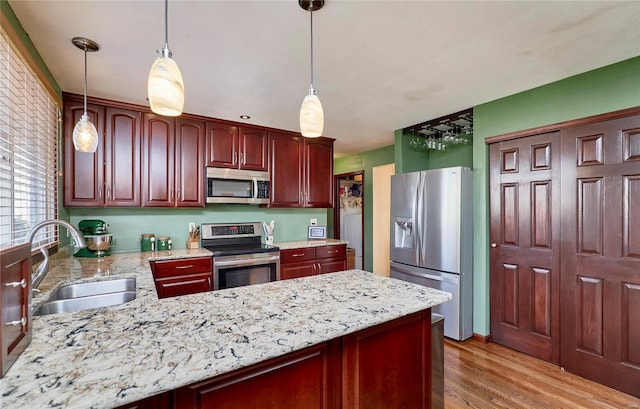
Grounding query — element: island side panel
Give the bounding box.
[342,310,432,409]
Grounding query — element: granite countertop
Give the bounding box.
[275,238,349,250]
[1,250,451,409]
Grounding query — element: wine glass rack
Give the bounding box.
[402,108,473,152]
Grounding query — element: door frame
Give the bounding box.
[333,171,364,269]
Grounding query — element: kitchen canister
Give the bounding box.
[157,236,172,251]
[140,233,156,252]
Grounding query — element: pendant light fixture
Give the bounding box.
[71,37,100,153]
[148,0,184,117]
[299,0,325,138]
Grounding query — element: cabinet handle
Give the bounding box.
[175,265,194,270]
[6,317,26,327]
[240,152,245,165]
[5,279,27,288]
[327,250,338,254]
[316,263,321,274]
[106,185,111,202]
[98,186,102,201]
[234,152,238,164]
[291,253,305,257]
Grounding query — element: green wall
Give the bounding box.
[333,145,395,271]
[69,206,328,252]
[472,56,640,336]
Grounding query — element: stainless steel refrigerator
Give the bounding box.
[390,166,473,340]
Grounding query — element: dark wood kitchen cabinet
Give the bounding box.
[0,244,31,377]
[142,114,205,207]
[280,244,347,280]
[63,95,141,207]
[126,310,432,408]
[150,257,213,299]
[269,132,334,208]
[206,122,269,171]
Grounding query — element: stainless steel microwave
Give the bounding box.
[206,168,270,205]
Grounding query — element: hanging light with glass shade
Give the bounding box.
[71,37,100,153]
[148,0,184,117]
[299,0,325,138]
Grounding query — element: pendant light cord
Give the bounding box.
[164,0,169,48]
[310,9,315,92]
[83,46,88,114]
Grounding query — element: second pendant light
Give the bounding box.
[299,0,325,138]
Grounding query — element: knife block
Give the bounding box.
[186,236,199,249]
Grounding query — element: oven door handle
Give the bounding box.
[214,255,280,268]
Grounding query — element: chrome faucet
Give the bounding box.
[24,220,87,288]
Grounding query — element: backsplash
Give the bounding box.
[69,206,328,252]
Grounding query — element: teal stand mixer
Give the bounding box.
[74,219,113,258]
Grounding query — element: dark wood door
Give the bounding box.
[176,118,205,207]
[269,132,304,207]
[105,107,141,206]
[205,121,238,169]
[304,138,334,208]
[142,113,174,207]
[63,101,104,206]
[489,131,561,363]
[559,115,640,397]
[280,261,316,280]
[1,243,31,376]
[239,127,269,171]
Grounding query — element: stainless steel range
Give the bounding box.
[201,222,280,290]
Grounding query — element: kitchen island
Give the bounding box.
[1,250,451,409]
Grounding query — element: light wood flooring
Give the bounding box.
[444,339,640,409]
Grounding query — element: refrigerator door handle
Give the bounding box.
[414,173,423,265]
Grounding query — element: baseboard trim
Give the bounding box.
[472,333,491,343]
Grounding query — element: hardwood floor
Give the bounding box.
[444,339,640,409]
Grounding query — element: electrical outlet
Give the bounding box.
[310,218,317,226]
[189,222,196,232]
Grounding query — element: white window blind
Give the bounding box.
[0,29,59,250]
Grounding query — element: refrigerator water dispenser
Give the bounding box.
[394,217,413,248]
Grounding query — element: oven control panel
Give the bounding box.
[201,223,260,239]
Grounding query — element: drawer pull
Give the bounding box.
[5,279,27,288]
[291,253,305,257]
[175,265,195,270]
[327,250,338,254]
[6,317,26,327]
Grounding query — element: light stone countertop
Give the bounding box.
[274,238,349,250]
[1,250,451,409]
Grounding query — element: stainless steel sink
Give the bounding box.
[34,278,137,316]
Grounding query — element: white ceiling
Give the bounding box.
[8,0,640,157]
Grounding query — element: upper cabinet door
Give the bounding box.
[176,118,205,207]
[239,127,269,172]
[206,121,239,169]
[269,132,304,207]
[142,113,175,207]
[304,138,334,208]
[104,107,141,207]
[63,100,105,207]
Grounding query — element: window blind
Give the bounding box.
[0,29,59,250]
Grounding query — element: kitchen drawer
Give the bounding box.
[154,273,213,299]
[316,245,346,260]
[280,248,316,264]
[150,257,212,279]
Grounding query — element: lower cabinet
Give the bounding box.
[149,257,213,299]
[280,244,347,280]
[0,244,31,377]
[174,341,340,409]
[123,309,432,409]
